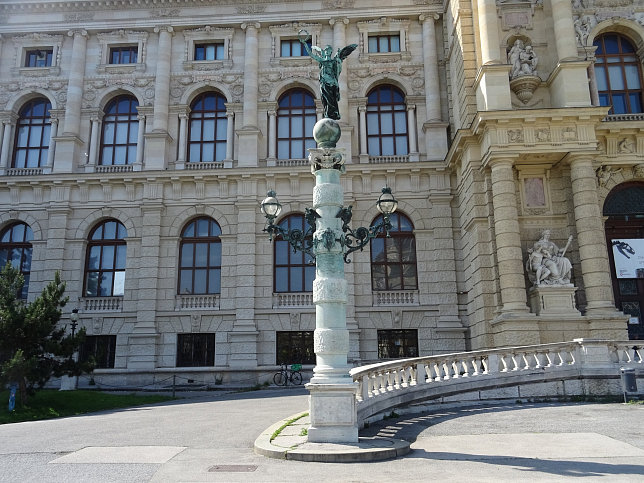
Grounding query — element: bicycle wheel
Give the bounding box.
[273,371,287,386]
[290,371,303,385]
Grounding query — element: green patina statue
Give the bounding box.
[298,30,357,121]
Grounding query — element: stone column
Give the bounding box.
[87,116,100,168]
[224,110,234,168]
[358,105,369,164]
[473,1,511,110]
[135,114,145,169]
[419,14,448,160]
[489,158,529,313]
[56,29,87,173]
[406,103,418,161]
[569,156,618,313]
[45,117,58,174]
[176,113,188,168]
[129,199,163,370]
[0,120,14,172]
[237,22,261,167]
[267,109,277,166]
[549,0,591,107]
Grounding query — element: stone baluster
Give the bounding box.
[569,156,618,314]
[489,158,530,313]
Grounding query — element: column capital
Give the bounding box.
[357,105,366,113]
[267,109,277,117]
[67,29,88,38]
[406,103,416,111]
[226,111,235,119]
[329,17,350,26]
[419,13,440,23]
[154,25,174,35]
[241,22,261,31]
[137,114,146,121]
[566,153,595,166]
[486,156,518,169]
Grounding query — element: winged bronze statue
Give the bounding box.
[299,30,357,120]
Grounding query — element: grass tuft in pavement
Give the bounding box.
[0,389,174,424]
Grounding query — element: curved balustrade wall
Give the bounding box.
[350,339,642,424]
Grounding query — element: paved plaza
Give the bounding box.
[0,387,642,482]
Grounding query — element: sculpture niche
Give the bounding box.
[526,230,573,286]
[507,39,540,104]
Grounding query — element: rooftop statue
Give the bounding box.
[298,30,357,121]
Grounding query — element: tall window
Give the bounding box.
[370,213,418,291]
[276,331,315,365]
[0,222,33,299]
[84,219,127,297]
[274,214,314,293]
[378,329,418,359]
[99,95,139,166]
[277,89,316,160]
[13,98,51,168]
[188,92,228,163]
[80,335,117,369]
[178,217,222,295]
[177,333,215,367]
[366,85,408,156]
[594,33,643,114]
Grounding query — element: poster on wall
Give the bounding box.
[611,238,644,278]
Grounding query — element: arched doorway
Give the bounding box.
[604,182,644,340]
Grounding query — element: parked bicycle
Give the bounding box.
[273,363,303,386]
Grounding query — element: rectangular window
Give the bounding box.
[280,39,311,57]
[176,333,215,367]
[194,43,225,61]
[25,49,53,67]
[276,331,315,365]
[80,335,117,369]
[109,46,138,64]
[368,35,401,53]
[377,329,418,359]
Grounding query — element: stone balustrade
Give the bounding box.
[273,292,313,308]
[373,290,419,306]
[369,155,410,164]
[175,294,220,310]
[83,296,122,312]
[350,339,642,425]
[6,167,44,176]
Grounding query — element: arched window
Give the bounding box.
[178,217,222,295]
[99,95,139,165]
[0,222,33,299]
[84,219,127,297]
[594,33,643,114]
[277,89,316,160]
[370,213,418,291]
[366,85,408,156]
[13,97,51,168]
[188,92,228,163]
[274,214,314,293]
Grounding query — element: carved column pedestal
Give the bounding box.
[529,285,581,316]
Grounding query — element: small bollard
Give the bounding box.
[620,367,637,403]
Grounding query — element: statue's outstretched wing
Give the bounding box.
[337,44,358,60]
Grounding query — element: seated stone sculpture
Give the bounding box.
[526,230,573,286]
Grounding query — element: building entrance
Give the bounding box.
[604,182,644,340]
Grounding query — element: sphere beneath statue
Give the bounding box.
[313,118,341,148]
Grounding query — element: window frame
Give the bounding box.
[273,213,315,293]
[276,331,315,365]
[176,333,216,367]
[269,24,321,66]
[12,97,52,169]
[11,33,63,76]
[80,335,117,369]
[99,95,139,166]
[178,217,222,295]
[0,222,34,299]
[367,34,401,53]
[194,42,225,61]
[96,30,148,73]
[83,219,127,298]
[109,45,138,65]
[366,85,409,157]
[24,48,53,68]
[279,38,312,58]
[593,33,644,115]
[370,212,418,291]
[377,329,418,359]
[276,89,317,160]
[357,19,411,63]
[187,92,228,164]
[182,26,233,70]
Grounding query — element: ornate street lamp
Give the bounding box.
[70,307,79,338]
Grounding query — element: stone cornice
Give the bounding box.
[0,0,298,12]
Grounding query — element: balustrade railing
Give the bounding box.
[275,159,309,167]
[83,296,122,312]
[350,340,641,420]
[373,290,418,306]
[175,294,220,310]
[273,292,313,308]
[6,167,43,176]
[185,162,225,170]
[369,155,410,164]
[96,165,134,173]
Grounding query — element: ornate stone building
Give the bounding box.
[0,0,638,386]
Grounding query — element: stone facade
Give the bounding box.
[0,0,636,387]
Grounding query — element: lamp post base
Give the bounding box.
[307,382,359,443]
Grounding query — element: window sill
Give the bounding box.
[175,294,220,311]
[358,52,410,64]
[269,57,314,67]
[83,296,123,312]
[97,63,145,74]
[273,292,313,309]
[182,59,232,71]
[15,66,60,77]
[372,290,419,306]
